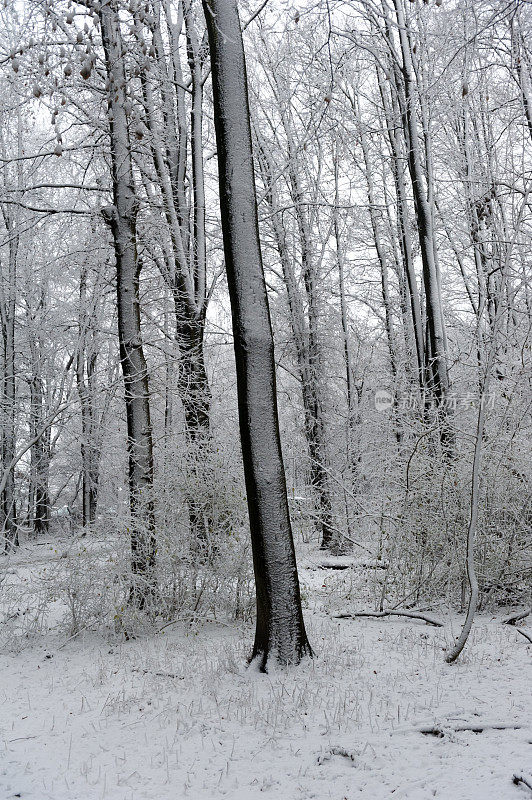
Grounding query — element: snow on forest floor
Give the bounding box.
[1,546,531,800]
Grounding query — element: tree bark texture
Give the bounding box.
[203,0,311,669]
[100,0,156,608]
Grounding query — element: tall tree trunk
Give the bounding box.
[377,64,425,392]
[0,248,17,549]
[357,123,402,443]
[136,0,213,551]
[203,0,311,669]
[255,136,335,550]
[76,265,100,528]
[28,373,50,536]
[100,0,156,609]
[333,160,360,464]
[0,122,21,551]
[289,159,335,550]
[393,0,453,450]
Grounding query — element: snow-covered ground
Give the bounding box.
[1,544,531,800]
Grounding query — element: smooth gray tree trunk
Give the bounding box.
[203,0,311,669]
[100,0,157,608]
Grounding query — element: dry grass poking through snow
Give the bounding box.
[1,600,531,800]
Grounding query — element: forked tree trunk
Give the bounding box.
[393,0,453,451]
[203,0,311,669]
[100,0,156,609]
[174,303,214,557]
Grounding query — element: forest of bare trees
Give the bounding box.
[0,1,531,794]
[1,0,531,653]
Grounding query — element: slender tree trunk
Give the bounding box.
[445,286,500,661]
[33,430,51,536]
[393,0,453,450]
[1,261,17,549]
[377,65,425,391]
[255,136,335,550]
[100,0,156,609]
[137,1,214,551]
[0,138,20,550]
[28,373,50,536]
[513,26,532,143]
[333,161,360,463]
[76,266,100,528]
[358,125,402,443]
[203,0,311,669]
[285,139,335,550]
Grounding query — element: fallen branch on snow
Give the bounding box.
[317,745,356,765]
[131,667,184,680]
[513,773,532,792]
[411,722,524,737]
[503,608,531,626]
[304,558,387,571]
[334,609,443,627]
[516,628,532,645]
